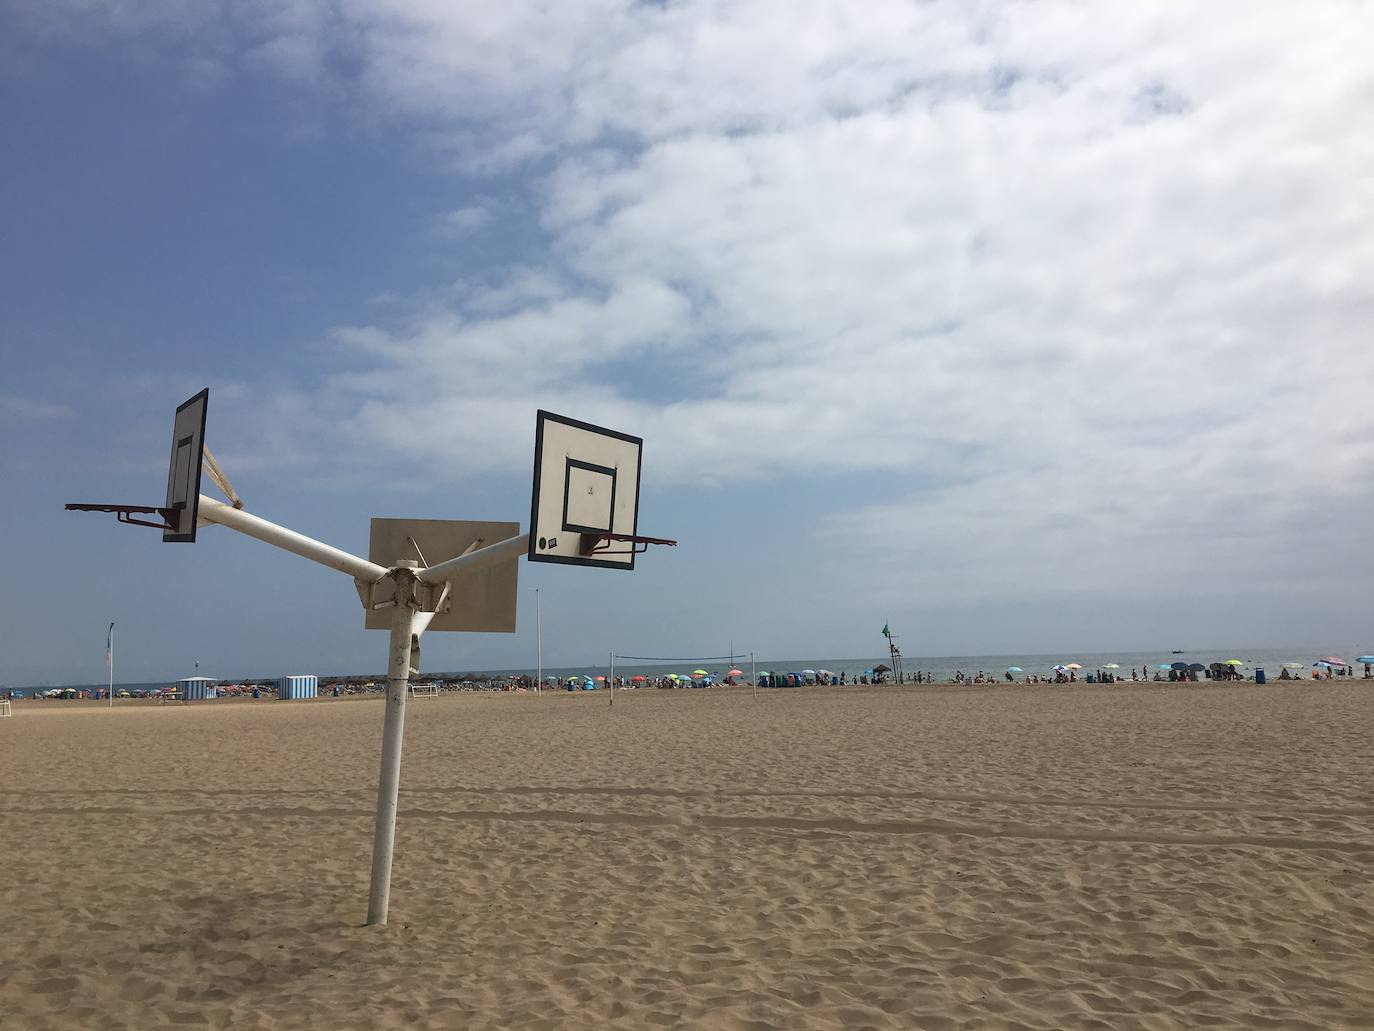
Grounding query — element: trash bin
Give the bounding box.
[1255,668,1266,684]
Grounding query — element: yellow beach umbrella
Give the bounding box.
[1224,659,1244,666]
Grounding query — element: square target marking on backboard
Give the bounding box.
[562,459,617,534]
[529,411,642,569]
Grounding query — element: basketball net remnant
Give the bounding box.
[66,391,675,926]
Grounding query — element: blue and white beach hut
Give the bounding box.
[276,674,318,701]
[177,676,218,701]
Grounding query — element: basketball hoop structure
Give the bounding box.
[66,394,675,927]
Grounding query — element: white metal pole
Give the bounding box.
[415,533,530,585]
[366,604,420,926]
[108,622,114,708]
[751,652,756,701]
[198,495,386,582]
[609,652,615,708]
[535,588,541,696]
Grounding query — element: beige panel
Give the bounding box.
[365,518,519,633]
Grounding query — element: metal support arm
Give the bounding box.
[197,495,387,582]
[415,532,529,585]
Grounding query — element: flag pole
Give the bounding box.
[107,622,114,708]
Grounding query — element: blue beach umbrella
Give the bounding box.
[1156,664,1172,671]
[1006,666,1023,673]
[1356,656,1374,664]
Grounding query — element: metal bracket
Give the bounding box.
[579,532,678,557]
[201,446,243,510]
[64,503,179,531]
[354,567,454,616]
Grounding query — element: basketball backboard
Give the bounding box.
[529,411,644,569]
[366,518,519,632]
[164,389,208,542]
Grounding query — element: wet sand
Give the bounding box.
[1,682,1372,1029]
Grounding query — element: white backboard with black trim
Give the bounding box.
[529,411,642,569]
[164,389,208,542]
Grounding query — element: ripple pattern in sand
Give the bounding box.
[1,683,1372,1029]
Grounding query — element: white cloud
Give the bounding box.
[0,392,72,421]
[11,1,1374,611]
[436,205,491,236]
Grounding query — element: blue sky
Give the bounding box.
[2,2,1371,686]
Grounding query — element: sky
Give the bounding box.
[2,1,1372,686]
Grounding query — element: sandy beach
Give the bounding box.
[2,682,1372,1030]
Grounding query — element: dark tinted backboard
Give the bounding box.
[164,389,208,542]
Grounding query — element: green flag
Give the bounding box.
[881,623,890,638]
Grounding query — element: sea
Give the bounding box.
[9,647,1367,695]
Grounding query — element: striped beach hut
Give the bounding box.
[276,674,318,701]
[177,676,218,701]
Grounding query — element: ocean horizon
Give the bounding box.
[11,646,1368,694]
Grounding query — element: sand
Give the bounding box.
[1,682,1372,1030]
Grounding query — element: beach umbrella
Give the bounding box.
[667,673,679,679]
[631,675,646,681]
[1188,663,1205,671]
[1170,661,1189,671]
[692,669,708,676]
[1157,663,1172,670]
[1065,663,1082,670]
[1321,656,1346,665]
[873,664,892,673]
[1223,659,1244,666]
[1052,664,1068,672]
[727,669,743,677]
[1357,656,1374,664]
[1006,666,1023,673]
[1103,663,1120,669]
[1282,662,1303,668]
[801,669,817,675]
